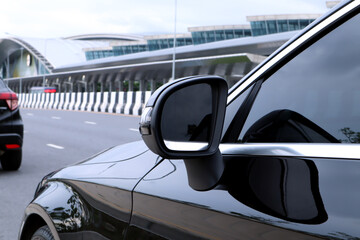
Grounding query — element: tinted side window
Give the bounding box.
[239,13,360,143]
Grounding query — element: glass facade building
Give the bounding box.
[113,44,148,55]
[250,18,315,36]
[147,37,193,51]
[85,14,321,60]
[190,27,252,45]
[86,50,114,60]
[85,35,193,60]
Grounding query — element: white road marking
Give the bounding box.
[51,116,61,120]
[26,113,34,116]
[47,144,64,150]
[129,128,139,132]
[85,121,97,125]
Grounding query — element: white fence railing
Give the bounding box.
[18,91,152,116]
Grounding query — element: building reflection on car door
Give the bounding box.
[222,156,327,224]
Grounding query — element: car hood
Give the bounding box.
[49,141,161,190]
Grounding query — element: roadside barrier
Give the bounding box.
[19,91,152,116]
[132,92,142,116]
[74,92,82,111]
[63,93,70,110]
[52,93,59,109]
[47,93,54,109]
[87,92,95,111]
[58,93,65,110]
[31,94,38,108]
[28,94,34,108]
[80,92,88,111]
[93,92,102,112]
[108,92,117,113]
[115,92,125,114]
[43,93,50,109]
[39,93,45,108]
[124,91,135,115]
[18,93,24,107]
[35,94,42,108]
[68,92,76,111]
[25,94,30,108]
[100,92,109,112]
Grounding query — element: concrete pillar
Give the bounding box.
[80,75,88,92]
[91,81,96,93]
[24,83,28,93]
[110,73,118,91]
[53,83,60,93]
[90,75,98,93]
[113,73,121,92]
[100,79,104,93]
[63,78,73,93]
[105,74,114,92]
[93,74,105,111]
[29,81,35,92]
[98,74,106,93]
[128,80,134,91]
[83,75,93,93]
[139,80,146,92]
[63,82,67,93]
[76,74,87,92]
[68,76,73,93]
[76,82,80,92]
[150,80,156,93]
[119,80,124,92]
[108,80,114,92]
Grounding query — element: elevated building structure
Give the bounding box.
[0,1,339,115]
[82,14,321,61]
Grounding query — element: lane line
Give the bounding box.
[129,128,139,132]
[51,116,61,120]
[85,121,97,125]
[47,144,64,150]
[26,113,34,116]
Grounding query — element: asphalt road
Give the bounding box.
[0,108,141,240]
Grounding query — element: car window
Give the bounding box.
[238,13,360,143]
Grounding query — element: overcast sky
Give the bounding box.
[0,0,330,38]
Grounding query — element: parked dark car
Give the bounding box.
[19,1,360,239]
[0,78,23,171]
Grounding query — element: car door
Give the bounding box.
[128,3,360,240]
[219,3,360,239]
[129,158,324,240]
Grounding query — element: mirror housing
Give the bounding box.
[140,76,228,160]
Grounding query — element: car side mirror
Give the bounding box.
[140,76,228,160]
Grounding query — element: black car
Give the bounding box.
[0,78,23,171]
[19,1,360,239]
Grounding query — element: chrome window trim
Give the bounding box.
[220,143,360,160]
[227,0,360,105]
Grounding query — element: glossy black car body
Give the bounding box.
[19,1,360,239]
[0,78,23,170]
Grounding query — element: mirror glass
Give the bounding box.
[161,83,212,151]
